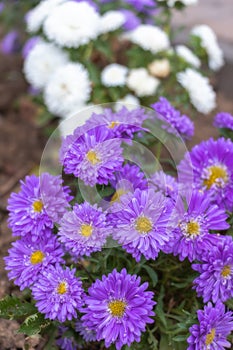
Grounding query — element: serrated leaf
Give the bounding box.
[18,313,51,336]
[0,295,37,320]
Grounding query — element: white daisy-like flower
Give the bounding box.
[116,94,140,111]
[177,68,216,114]
[128,25,170,54]
[148,58,171,78]
[23,41,69,89]
[26,0,65,33]
[176,45,201,68]
[127,68,160,97]
[191,25,224,71]
[43,1,101,48]
[101,64,128,87]
[99,11,125,34]
[44,62,91,117]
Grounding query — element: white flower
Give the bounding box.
[44,62,91,117]
[128,25,170,54]
[176,45,201,68]
[23,41,69,89]
[99,11,125,34]
[127,68,160,97]
[116,94,140,110]
[157,0,198,6]
[26,0,65,33]
[43,1,101,48]
[101,64,128,87]
[148,59,171,78]
[191,25,224,71]
[177,68,216,114]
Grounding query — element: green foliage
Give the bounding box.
[18,312,51,336]
[0,295,37,320]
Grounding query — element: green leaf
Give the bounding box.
[0,295,37,320]
[142,265,158,287]
[18,313,51,336]
[173,334,189,342]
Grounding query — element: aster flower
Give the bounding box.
[176,45,201,68]
[81,268,155,350]
[58,202,110,259]
[177,68,216,114]
[101,64,128,87]
[43,1,101,48]
[151,97,194,140]
[44,62,91,118]
[178,137,233,210]
[116,94,140,109]
[57,326,79,350]
[127,68,160,97]
[32,264,84,322]
[0,30,20,55]
[165,190,229,262]
[214,112,233,131]
[192,236,233,303]
[127,25,170,54]
[62,126,123,186]
[4,232,64,291]
[22,36,40,58]
[23,41,69,89]
[75,320,97,342]
[110,188,172,262]
[84,106,148,139]
[120,9,141,30]
[150,171,178,201]
[148,59,171,78]
[187,301,233,349]
[7,173,72,240]
[191,24,224,71]
[99,11,125,34]
[25,0,65,33]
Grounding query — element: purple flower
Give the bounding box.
[192,235,233,303]
[110,188,172,262]
[0,2,5,13]
[58,202,110,259]
[84,107,148,140]
[120,9,141,30]
[165,190,229,262]
[81,268,155,350]
[57,326,79,350]
[32,264,84,322]
[75,320,97,342]
[0,30,20,54]
[151,97,194,140]
[62,126,123,186]
[187,301,233,350]
[125,0,156,11]
[214,112,233,131]
[178,137,233,210]
[7,173,72,240]
[22,36,40,58]
[150,171,178,201]
[109,163,148,205]
[4,232,64,291]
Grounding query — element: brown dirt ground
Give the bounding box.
[0,52,233,349]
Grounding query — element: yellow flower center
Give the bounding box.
[111,188,128,203]
[186,221,200,237]
[204,165,228,189]
[108,121,119,129]
[108,300,126,317]
[33,200,43,213]
[221,265,231,278]
[30,250,45,264]
[86,150,100,165]
[57,281,67,295]
[135,216,152,234]
[205,328,216,346]
[80,224,93,237]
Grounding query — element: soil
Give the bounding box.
[0,52,233,349]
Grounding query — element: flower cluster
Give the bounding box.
[5,102,233,349]
[21,0,220,125]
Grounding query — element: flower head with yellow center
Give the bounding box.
[108,299,127,318]
[86,150,100,165]
[203,164,228,189]
[32,200,43,213]
[135,216,153,234]
[30,250,45,264]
